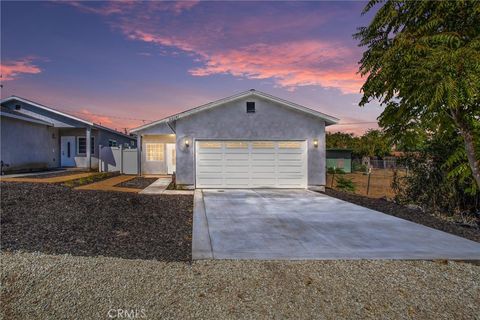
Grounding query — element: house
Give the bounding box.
[131,89,339,189]
[326,148,352,173]
[1,96,136,173]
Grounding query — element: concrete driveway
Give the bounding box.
[193,189,480,260]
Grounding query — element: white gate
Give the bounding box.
[99,145,138,174]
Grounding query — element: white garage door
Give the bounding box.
[195,140,307,188]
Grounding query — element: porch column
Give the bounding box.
[86,126,92,169]
[137,134,142,176]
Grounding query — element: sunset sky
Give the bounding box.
[1,1,382,135]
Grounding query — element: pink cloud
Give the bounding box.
[1,58,42,81]
[78,109,114,126]
[189,41,362,94]
[66,2,362,94]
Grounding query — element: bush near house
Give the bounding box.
[335,176,356,193]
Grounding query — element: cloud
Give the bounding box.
[189,41,362,94]
[66,1,362,94]
[1,58,42,81]
[65,0,198,16]
[78,109,114,125]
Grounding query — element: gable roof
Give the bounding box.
[0,106,54,126]
[130,89,339,133]
[0,96,135,140]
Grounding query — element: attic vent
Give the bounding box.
[246,102,255,113]
[15,104,21,110]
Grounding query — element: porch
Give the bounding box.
[137,134,176,175]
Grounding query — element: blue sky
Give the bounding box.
[1,1,382,134]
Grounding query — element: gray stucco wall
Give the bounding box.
[1,98,136,171]
[60,128,136,169]
[1,117,59,172]
[172,96,326,187]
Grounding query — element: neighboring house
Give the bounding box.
[1,96,136,173]
[326,148,352,173]
[131,89,339,189]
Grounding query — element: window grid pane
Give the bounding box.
[146,143,164,161]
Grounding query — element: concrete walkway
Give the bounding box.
[1,172,95,183]
[75,175,139,193]
[193,189,480,260]
[139,176,172,194]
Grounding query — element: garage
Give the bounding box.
[195,140,307,188]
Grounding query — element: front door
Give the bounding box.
[61,136,76,167]
[166,143,176,174]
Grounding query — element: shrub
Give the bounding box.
[392,133,479,224]
[335,176,356,192]
[352,162,367,172]
[327,167,346,174]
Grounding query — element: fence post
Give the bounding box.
[120,145,124,174]
[331,165,336,188]
[366,167,372,195]
[98,145,102,172]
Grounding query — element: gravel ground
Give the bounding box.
[0,182,193,261]
[1,251,479,319]
[325,188,480,243]
[115,177,158,189]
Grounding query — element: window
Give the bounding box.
[246,101,255,113]
[146,143,164,161]
[108,139,117,147]
[77,136,95,155]
[337,159,345,169]
[198,141,222,149]
[252,141,275,149]
[226,141,248,149]
[278,141,302,149]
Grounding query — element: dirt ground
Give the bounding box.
[0,182,193,261]
[325,188,480,243]
[327,168,405,198]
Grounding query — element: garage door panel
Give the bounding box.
[224,153,249,160]
[277,153,303,160]
[224,167,250,174]
[251,166,276,173]
[197,154,223,161]
[224,179,249,187]
[196,140,306,188]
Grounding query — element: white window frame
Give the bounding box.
[108,139,117,147]
[77,136,95,155]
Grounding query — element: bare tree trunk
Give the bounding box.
[452,111,480,189]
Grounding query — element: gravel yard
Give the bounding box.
[115,177,158,189]
[325,188,480,243]
[2,251,479,319]
[0,182,193,261]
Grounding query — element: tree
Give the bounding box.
[326,132,357,149]
[354,1,480,188]
[357,129,391,158]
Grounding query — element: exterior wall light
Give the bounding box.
[313,139,318,148]
[184,137,190,148]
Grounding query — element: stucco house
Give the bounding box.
[131,89,339,189]
[1,96,136,173]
